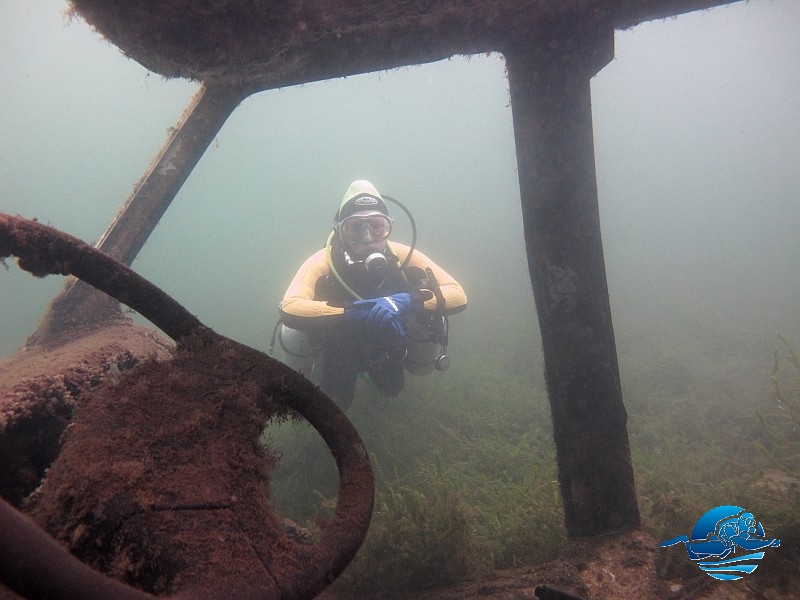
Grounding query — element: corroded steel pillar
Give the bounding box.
[26,83,251,346]
[95,83,252,266]
[504,18,640,537]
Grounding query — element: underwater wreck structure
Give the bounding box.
[0,0,746,598]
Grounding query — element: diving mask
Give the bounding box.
[336,213,393,244]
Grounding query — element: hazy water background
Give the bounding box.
[1,0,798,396]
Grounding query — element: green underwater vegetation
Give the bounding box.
[264,325,800,598]
[265,349,564,593]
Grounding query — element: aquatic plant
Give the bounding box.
[265,352,564,597]
[339,451,476,597]
[264,324,800,596]
[753,335,800,474]
[770,335,800,428]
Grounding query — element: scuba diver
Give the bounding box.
[274,180,467,410]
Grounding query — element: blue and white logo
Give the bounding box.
[660,505,780,580]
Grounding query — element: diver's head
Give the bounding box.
[334,180,393,258]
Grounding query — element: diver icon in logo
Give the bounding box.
[660,505,780,581]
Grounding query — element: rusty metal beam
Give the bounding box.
[26,83,252,347]
[504,16,640,537]
[68,0,743,86]
[1,214,375,598]
[96,83,251,265]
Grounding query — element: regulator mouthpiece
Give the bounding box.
[364,252,388,273]
[434,352,450,371]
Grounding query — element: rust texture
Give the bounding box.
[0,214,374,599]
[94,83,252,267]
[0,323,172,507]
[504,17,640,537]
[68,0,739,86]
[0,214,203,343]
[25,83,251,348]
[2,6,744,583]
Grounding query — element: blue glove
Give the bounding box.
[345,293,412,337]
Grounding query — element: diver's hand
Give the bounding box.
[346,293,411,337]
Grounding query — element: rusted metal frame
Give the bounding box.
[0,214,203,341]
[26,83,253,347]
[504,18,640,537]
[611,0,745,30]
[0,496,161,600]
[95,83,253,266]
[0,214,374,599]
